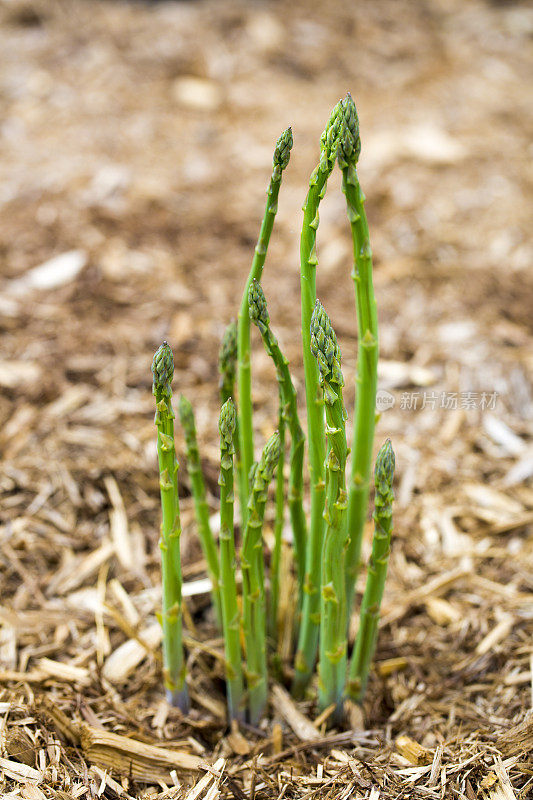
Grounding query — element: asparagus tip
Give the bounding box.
[218,319,238,395]
[178,393,194,429]
[320,100,343,169]
[248,278,270,330]
[258,430,281,484]
[273,126,294,171]
[152,341,174,397]
[310,299,343,390]
[375,439,395,486]
[338,91,361,168]
[219,397,237,445]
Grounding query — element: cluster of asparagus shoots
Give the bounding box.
[152,94,396,725]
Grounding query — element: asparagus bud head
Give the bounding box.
[319,101,342,172]
[255,431,281,489]
[219,398,237,449]
[273,127,293,172]
[310,300,344,403]
[375,438,395,496]
[219,320,238,399]
[152,342,174,398]
[248,279,270,334]
[178,394,194,432]
[338,92,361,169]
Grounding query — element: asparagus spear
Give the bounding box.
[241,431,281,725]
[152,343,188,711]
[178,394,222,626]
[248,279,307,591]
[338,93,379,613]
[237,128,293,528]
[218,320,245,519]
[293,102,342,698]
[219,320,238,405]
[270,389,286,641]
[218,398,245,721]
[347,439,395,703]
[310,301,349,719]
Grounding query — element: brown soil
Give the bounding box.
[0,0,532,797]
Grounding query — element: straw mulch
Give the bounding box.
[0,0,532,797]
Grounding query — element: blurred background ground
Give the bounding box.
[0,0,532,797]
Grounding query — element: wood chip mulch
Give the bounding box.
[1,0,532,797]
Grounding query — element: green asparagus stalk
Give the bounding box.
[218,320,246,521]
[270,390,286,641]
[310,301,349,718]
[218,398,245,721]
[237,128,293,528]
[293,102,342,698]
[248,279,307,590]
[152,343,189,711]
[241,431,281,725]
[347,439,395,702]
[338,93,379,612]
[178,394,222,626]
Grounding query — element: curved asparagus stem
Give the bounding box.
[241,431,281,725]
[178,394,222,626]
[310,301,349,719]
[338,93,379,612]
[152,343,189,711]
[293,103,342,698]
[237,128,293,528]
[270,391,286,641]
[347,439,395,702]
[218,398,245,721]
[248,279,307,591]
